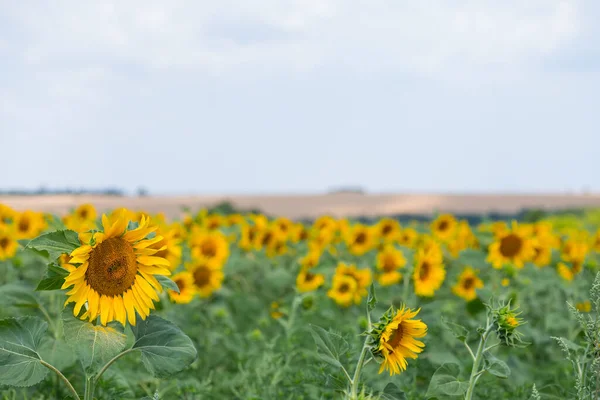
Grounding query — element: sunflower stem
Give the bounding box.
[348,301,373,400]
[84,376,95,400]
[40,360,80,400]
[94,348,136,384]
[465,323,493,400]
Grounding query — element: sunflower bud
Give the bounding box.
[491,301,525,346]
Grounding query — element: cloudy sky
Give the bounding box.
[1,1,598,195]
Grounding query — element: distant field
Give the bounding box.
[1,193,600,219]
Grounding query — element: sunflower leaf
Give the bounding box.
[131,315,197,378]
[62,306,127,375]
[483,352,511,379]
[26,230,80,261]
[441,317,469,343]
[380,382,407,400]
[35,263,69,291]
[425,363,468,398]
[0,317,49,387]
[156,275,180,294]
[309,324,350,369]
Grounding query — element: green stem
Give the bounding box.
[37,303,57,337]
[465,324,493,400]
[40,360,80,400]
[94,348,136,384]
[349,304,373,400]
[84,376,95,400]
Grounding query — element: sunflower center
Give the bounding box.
[462,277,475,290]
[262,232,273,246]
[79,209,88,219]
[193,266,211,287]
[383,255,397,272]
[18,219,30,232]
[305,272,315,282]
[499,234,523,258]
[419,262,431,280]
[381,224,393,235]
[0,237,9,250]
[201,240,217,258]
[338,283,351,293]
[388,324,404,349]
[437,220,449,232]
[175,279,185,291]
[354,232,367,245]
[86,237,138,296]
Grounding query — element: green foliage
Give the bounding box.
[425,363,468,398]
[25,230,79,261]
[35,264,69,291]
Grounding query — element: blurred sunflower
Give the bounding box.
[312,215,338,233]
[0,228,18,261]
[63,214,97,233]
[273,217,294,238]
[452,267,483,301]
[431,214,457,242]
[296,269,325,293]
[376,246,406,286]
[370,306,427,375]
[13,210,46,239]
[189,229,230,268]
[74,203,97,221]
[397,228,419,248]
[531,240,552,268]
[576,300,592,312]
[0,203,16,225]
[335,262,372,291]
[290,223,310,243]
[270,302,285,319]
[327,274,360,307]
[413,249,445,297]
[187,260,224,298]
[345,224,375,256]
[62,213,171,326]
[239,224,260,252]
[151,227,182,271]
[299,248,321,269]
[168,272,195,304]
[266,239,288,258]
[557,261,583,281]
[487,222,535,269]
[203,214,224,231]
[226,213,245,227]
[376,218,401,243]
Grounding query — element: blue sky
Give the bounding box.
[1,1,598,195]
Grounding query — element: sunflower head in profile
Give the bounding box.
[345,224,375,256]
[299,247,321,269]
[13,210,46,239]
[290,223,310,243]
[369,305,427,375]
[62,212,171,326]
[397,228,419,248]
[226,213,245,227]
[270,301,285,319]
[203,214,224,231]
[486,221,535,269]
[327,274,360,307]
[0,227,18,261]
[239,223,260,252]
[296,269,325,293]
[557,261,583,281]
[168,272,196,304]
[186,259,224,298]
[531,239,552,268]
[431,214,457,242]
[376,245,406,286]
[413,248,446,297]
[189,229,230,268]
[451,266,483,301]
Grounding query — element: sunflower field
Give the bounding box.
[1,203,600,400]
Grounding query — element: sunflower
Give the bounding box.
[345,224,375,256]
[576,300,592,313]
[189,229,230,268]
[376,246,406,286]
[0,203,16,224]
[376,218,401,243]
[74,203,97,221]
[226,213,245,227]
[335,262,372,291]
[290,223,310,243]
[254,227,282,250]
[239,223,260,252]
[203,214,224,231]
[187,259,224,298]
[63,214,97,233]
[299,247,321,269]
[151,227,182,271]
[0,228,18,261]
[370,306,427,376]
[270,302,285,319]
[561,237,588,266]
[168,272,195,304]
[61,213,171,326]
[501,278,510,287]
[327,274,360,307]
[13,210,46,239]
[273,217,294,238]
[487,222,535,269]
[413,249,446,297]
[452,267,483,301]
[431,214,457,242]
[312,215,338,234]
[557,261,583,281]
[531,239,552,268]
[397,228,418,248]
[266,239,288,258]
[296,269,325,293]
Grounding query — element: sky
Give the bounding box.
[1,1,599,195]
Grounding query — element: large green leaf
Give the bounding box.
[0,317,49,387]
[131,315,197,378]
[380,382,407,400]
[309,324,350,369]
[483,352,511,378]
[39,336,77,371]
[426,363,468,398]
[0,284,40,310]
[26,230,80,261]
[62,308,127,375]
[156,275,180,294]
[441,317,469,343]
[36,264,70,291]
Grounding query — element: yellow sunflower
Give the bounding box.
[413,249,446,297]
[226,213,245,227]
[62,213,171,326]
[168,272,196,304]
[487,221,535,269]
[63,214,97,233]
[327,274,360,307]
[557,261,583,282]
[576,300,592,313]
[0,203,16,224]
[13,210,46,239]
[376,246,406,286]
[335,262,372,291]
[452,267,484,301]
[299,247,321,269]
[0,228,18,261]
[273,217,294,238]
[266,239,288,258]
[270,301,285,319]
[376,218,401,243]
[312,215,338,234]
[296,269,325,293]
[187,260,224,298]
[397,228,419,248]
[239,223,260,252]
[151,227,182,271]
[290,223,310,243]
[345,224,375,256]
[531,239,552,268]
[431,214,457,242]
[189,229,230,268]
[74,203,97,221]
[370,306,427,376]
[203,214,224,231]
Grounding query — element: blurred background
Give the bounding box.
[1,1,599,218]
